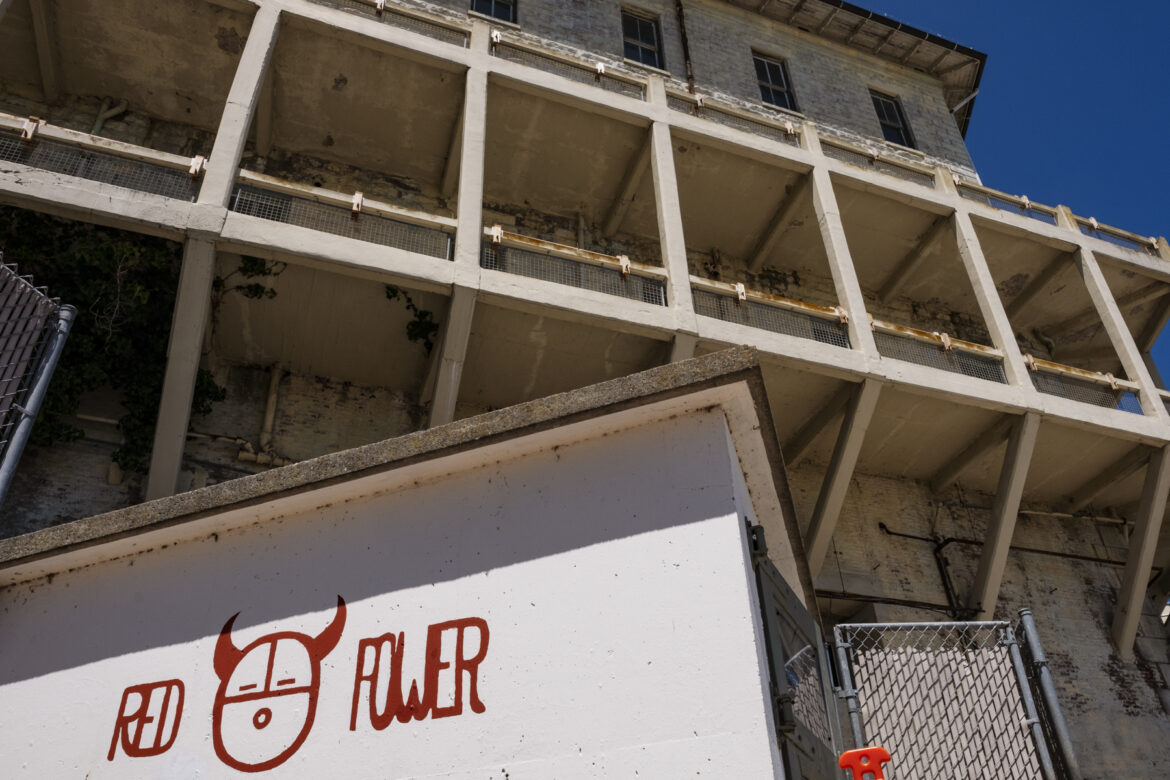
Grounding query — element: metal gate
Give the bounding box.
[833,616,1081,780]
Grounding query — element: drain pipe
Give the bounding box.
[259,364,281,451]
[92,98,128,136]
[674,0,696,93]
[1018,609,1083,779]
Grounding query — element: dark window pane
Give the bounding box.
[471,0,515,22]
[622,10,662,69]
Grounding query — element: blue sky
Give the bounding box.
[866,1,1170,376]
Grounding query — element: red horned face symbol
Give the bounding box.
[211,596,346,773]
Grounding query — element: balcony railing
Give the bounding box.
[1075,217,1159,256]
[1026,355,1142,414]
[490,38,645,100]
[0,114,201,201]
[229,171,455,259]
[307,0,469,46]
[820,139,936,189]
[958,182,1058,226]
[481,228,667,305]
[690,277,850,349]
[666,91,802,148]
[872,319,1007,383]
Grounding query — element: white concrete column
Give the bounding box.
[646,77,697,336]
[199,5,282,207]
[145,239,217,500]
[953,211,1031,388]
[807,164,877,357]
[452,21,490,286]
[1112,443,1170,660]
[669,333,697,362]
[428,285,476,427]
[1077,248,1170,422]
[968,412,1040,619]
[805,378,882,576]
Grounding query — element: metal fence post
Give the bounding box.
[1003,625,1057,780]
[1018,609,1083,780]
[833,625,864,749]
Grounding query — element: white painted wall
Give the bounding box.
[0,412,786,778]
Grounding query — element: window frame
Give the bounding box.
[869,89,915,149]
[469,0,516,25]
[752,51,797,112]
[621,7,665,71]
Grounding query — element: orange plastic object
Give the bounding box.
[838,746,892,780]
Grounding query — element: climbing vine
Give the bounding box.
[212,255,286,302]
[0,207,226,473]
[384,284,439,355]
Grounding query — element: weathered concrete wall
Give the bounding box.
[787,464,1170,776]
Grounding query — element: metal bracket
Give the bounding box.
[1020,195,1031,209]
[734,282,747,302]
[693,95,704,114]
[1024,353,1037,372]
[951,172,962,187]
[1105,372,1119,391]
[188,155,206,178]
[868,313,876,331]
[351,191,364,220]
[1088,217,1099,231]
[835,306,849,325]
[617,255,631,276]
[783,120,795,136]
[938,332,952,351]
[490,29,501,51]
[774,689,797,734]
[748,523,768,561]
[490,224,503,244]
[374,0,385,15]
[594,62,605,81]
[20,116,44,142]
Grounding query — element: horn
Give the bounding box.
[213,612,244,680]
[309,595,346,661]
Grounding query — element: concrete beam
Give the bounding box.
[969,412,1040,619]
[953,211,1031,387]
[669,333,697,363]
[647,78,695,325]
[877,214,951,302]
[782,382,852,468]
[28,0,58,103]
[199,5,281,207]
[805,378,882,576]
[1077,249,1170,422]
[603,132,652,237]
[929,415,1013,495]
[1065,446,1150,513]
[1050,282,1170,338]
[428,285,476,427]
[440,102,464,201]
[145,239,217,500]
[1005,255,1068,319]
[452,27,490,284]
[1112,444,1170,660]
[747,175,810,274]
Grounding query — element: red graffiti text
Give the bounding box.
[107,679,185,761]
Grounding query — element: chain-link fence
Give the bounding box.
[0,131,200,201]
[493,44,645,99]
[1030,370,1142,415]
[875,330,1007,384]
[481,241,666,305]
[833,619,1078,780]
[230,185,453,259]
[693,288,850,349]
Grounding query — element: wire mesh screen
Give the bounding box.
[481,242,666,305]
[874,331,1007,383]
[230,185,453,259]
[835,622,1045,780]
[0,131,199,201]
[493,44,645,99]
[703,106,801,147]
[821,143,935,188]
[693,288,850,349]
[1030,370,1142,414]
[957,186,1058,226]
[307,0,468,46]
[0,263,58,460]
[1077,222,1157,255]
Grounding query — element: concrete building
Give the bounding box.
[0,0,1167,774]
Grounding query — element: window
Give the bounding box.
[470,0,515,24]
[870,90,914,148]
[621,9,663,70]
[753,53,797,111]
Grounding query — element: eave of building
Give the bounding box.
[718,0,986,136]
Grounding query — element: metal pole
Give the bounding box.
[1019,609,1083,780]
[1004,626,1057,780]
[0,305,76,507]
[833,625,864,749]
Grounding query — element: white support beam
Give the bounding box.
[452,25,490,284]
[1077,248,1170,421]
[804,378,882,576]
[929,415,1013,494]
[440,102,464,201]
[647,77,696,327]
[969,412,1040,619]
[603,132,651,237]
[199,5,281,206]
[145,239,217,500]
[1065,446,1150,513]
[807,163,877,356]
[747,175,810,273]
[1112,444,1170,660]
[428,285,476,427]
[1005,255,1069,319]
[669,333,697,362]
[782,383,852,468]
[953,211,1031,387]
[28,0,58,103]
[1050,282,1170,338]
[877,214,950,302]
